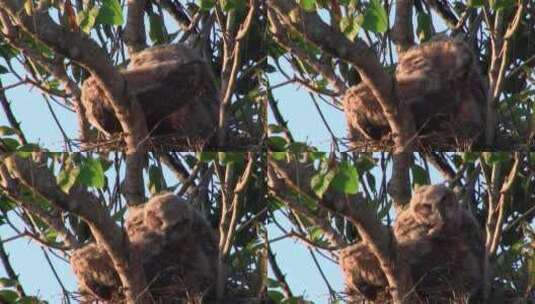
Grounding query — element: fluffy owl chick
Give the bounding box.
[393,184,485,302]
[342,83,390,142]
[396,39,486,140]
[70,243,121,301]
[81,44,219,146]
[394,184,460,242]
[339,243,389,302]
[125,193,219,300]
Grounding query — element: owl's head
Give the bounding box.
[410,184,459,237]
[128,44,199,69]
[144,192,193,233]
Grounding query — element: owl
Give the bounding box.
[70,243,121,301]
[343,38,487,147]
[342,83,390,142]
[339,243,389,302]
[393,184,485,302]
[71,193,220,302]
[80,44,219,147]
[125,192,219,300]
[395,38,487,142]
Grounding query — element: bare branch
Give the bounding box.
[218,0,257,145]
[267,11,346,95]
[124,0,148,54]
[485,1,525,145]
[0,236,26,298]
[391,0,415,54]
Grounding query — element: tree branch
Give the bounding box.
[391,0,415,54]
[124,0,148,54]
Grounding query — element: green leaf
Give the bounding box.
[148,12,167,45]
[220,0,247,11]
[148,165,164,194]
[467,0,484,7]
[1,138,20,151]
[491,0,515,10]
[57,163,80,193]
[0,65,8,74]
[270,152,287,161]
[416,12,432,42]
[268,136,288,151]
[356,155,376,172]
[332,161,359,194]
[299,0,316,12]
[0,278,17,288]
[287,142,309,154]
[218,152,244,165]
[16,144,40,158]
[16,296,43,304]
[308,226,328,247]
[483,152,509,165]
[340,15,360,41]
[0,290,18,303]
[198,0,216,11]
[78,7,99,33]
[198,151,217,162]
[268,124,286,134]
[112,206,127,221]
[463,152,479,163]
[96,0,123,26]
[78,158,105,189]
[267,290,285,302]
[266,278,283,288]
[360,0,388,33]
[311,167,336,199]
[411,164,430,187]
[44,228,58,243]
[0,126,15,136]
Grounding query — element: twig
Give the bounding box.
[0,237,26,298]
[267,245,293,298]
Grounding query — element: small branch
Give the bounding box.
[153,0,196,34]
[217,0,257,146]
[485,1,524,145]
[124,0,148,54]
[388,153,413,210]
[391,0,415,54]
[268,12,346,95]
[267,245,293,298]
[426,0,459,30]
[0,81,27,145]
[0,236,26,298]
